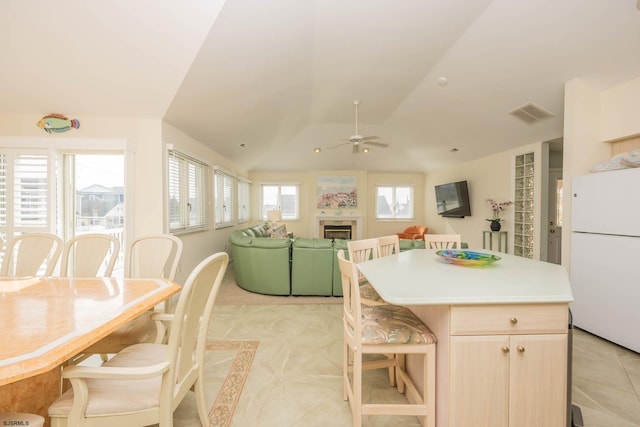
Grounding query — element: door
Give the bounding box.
[509,334,567,427]
[547,169,562,264]
[62,153,125,276]
[450,335,510,427]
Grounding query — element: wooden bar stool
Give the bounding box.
[337,250,436,427]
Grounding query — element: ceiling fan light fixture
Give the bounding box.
[325,100,389,154]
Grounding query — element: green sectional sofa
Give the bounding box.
[291,238,334,295]
[229,223,292,295]
[229,223,433,297]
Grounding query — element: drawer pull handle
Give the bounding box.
[517,346,525,353]
[502,346,510,353]
[510,317,518,325]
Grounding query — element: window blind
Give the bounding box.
[168,149,209,234]
[214,167,235,228]
[237,178,250,223]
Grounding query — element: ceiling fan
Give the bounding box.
[327,100,389,153]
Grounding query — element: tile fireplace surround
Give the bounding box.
[315,215,362,240]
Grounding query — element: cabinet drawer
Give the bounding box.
[450,304,568,335]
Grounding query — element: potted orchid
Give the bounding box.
[485,198,513,231]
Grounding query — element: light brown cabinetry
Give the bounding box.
[449,304,568,427]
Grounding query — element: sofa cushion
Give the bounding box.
[293,237,333,249]
[251,224,269,237]
[267,224,288,238]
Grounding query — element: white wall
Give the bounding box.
[162,122,248,283]
[248,170,426,239]
[0,114,248,284]
[562,76,640,272]
[424,142,540,251]
[0,113,165,237]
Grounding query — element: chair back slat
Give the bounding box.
[1,233,63,277]
[377,235,400,257]
[163,252,228,409]
[337,250,361,341]
[60,234,120,277]
[126,235,183,280]
[424,234,462,250]
[347,239,380,281]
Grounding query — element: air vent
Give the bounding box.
[509,102,554,125]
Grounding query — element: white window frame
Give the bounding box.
[168,148,210,234]
[261,183,299,220]
[237,177,251,224]
[214,166,235,229]
[0,148,56,240]
[375,185,415,220]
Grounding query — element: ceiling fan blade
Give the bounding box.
[363,141,388,148]
[326,142,351,150]
[360,135,380,141]
[352,144,360,154]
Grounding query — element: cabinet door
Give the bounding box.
[450,336,509,427]
[509,334,567,427]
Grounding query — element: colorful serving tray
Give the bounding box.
[435,249,501,267]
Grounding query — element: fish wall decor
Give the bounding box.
[37,113,80,134]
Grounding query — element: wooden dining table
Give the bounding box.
[0,276,181,424]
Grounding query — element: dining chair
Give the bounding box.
[1,233,63,277]
[423,233,462,250]
[125,234,183,283]
[78,234,183,357]
[377,235,400,257]
[337,250,436,427]
[59,233,120,277]
[48,251,229,427]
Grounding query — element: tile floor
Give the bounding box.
[173,303,640,427]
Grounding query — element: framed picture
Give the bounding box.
[317,176,357,208]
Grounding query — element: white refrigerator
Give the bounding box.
[571,167,640,352]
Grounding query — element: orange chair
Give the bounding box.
[396,225,428,240]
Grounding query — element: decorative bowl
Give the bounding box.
[435,249,501,267]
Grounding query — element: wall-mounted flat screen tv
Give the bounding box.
[435,180,471,218]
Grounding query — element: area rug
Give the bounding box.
[207,340,259,427]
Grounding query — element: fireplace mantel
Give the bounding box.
[315,215,362,240]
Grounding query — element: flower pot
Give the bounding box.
[490,221,501,231]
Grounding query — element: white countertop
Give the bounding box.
[357,249,574,305]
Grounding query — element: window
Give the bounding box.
[237,178,251,223]
[376,185,414,219]
[0,150,54,239]
[556,178,563,227]
[261,184,299,220]
[62,153,125,276]
[214,167,234,228]
[168,149,209,234]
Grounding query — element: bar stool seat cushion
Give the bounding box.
[359,283,385,304]
[361,305,437,345]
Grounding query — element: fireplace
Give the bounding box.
[316,215,361,240]
[324,224,352,240]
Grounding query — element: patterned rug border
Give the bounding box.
[206,340,259,427]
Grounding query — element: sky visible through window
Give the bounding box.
[75,155,123,190]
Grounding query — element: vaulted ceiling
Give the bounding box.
[3,1,640,172]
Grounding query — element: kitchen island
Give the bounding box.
[358,249,574,427]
